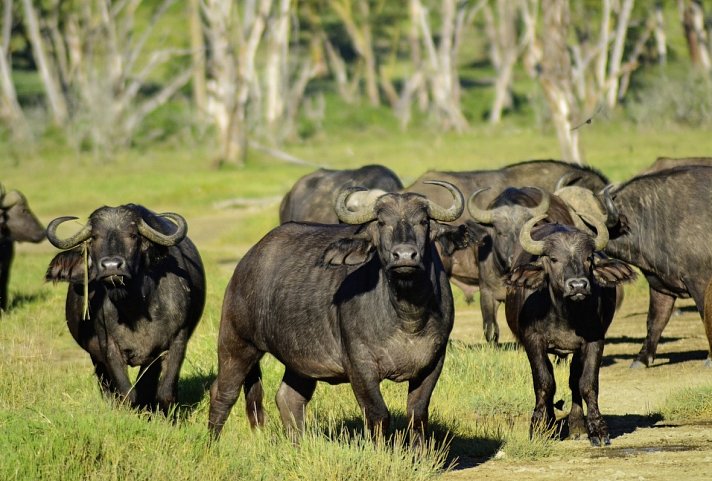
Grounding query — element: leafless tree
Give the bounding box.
[679,0,711,69]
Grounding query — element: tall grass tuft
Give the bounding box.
[659,386,712,422]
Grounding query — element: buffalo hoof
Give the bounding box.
[629,359,647,369]
[704,358,712,368]
[589,435,611,447]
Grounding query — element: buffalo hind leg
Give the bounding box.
[632,286,676,368]
[580,341,609,446]
[244,364,266,428]
[275,369,317,442]
[208,335,263,439]
[567,352,586,439]
[135,361,162,410]
[480,288,500,344]
[688,279,712,368]
[407,353,445,448]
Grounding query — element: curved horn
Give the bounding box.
[519,214,548,256]
[601,184,620,228]
[528,187,550,216]
[46,216,92,249]
[335,186,378,224]
[555,172,581,191]
[137,212,188,246]
[423,180,464,222]
[578,212,609,251]
[466,188,495,224]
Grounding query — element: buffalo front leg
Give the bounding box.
[155,329,191,412]
[101,337,136,406]
[632,285,676,368]
[275,369,317,442]
[523,337,556,437]
[349,368,390,440]
[407,353,446,448]
[480,288,501,344]
[580,341,609,446]
[687,279,712,368]
[208,334,263,439]
[135,360,162,410]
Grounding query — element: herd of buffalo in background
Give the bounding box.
[2,155,712,448]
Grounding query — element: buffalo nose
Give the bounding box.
[100,256,125,271]
[566,278,590,292]
[391,244,419,263]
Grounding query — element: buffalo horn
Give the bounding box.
[578,212,609,251]
[601,184,620,228]
[519,214,548,256]
[423,180,464,222]
[555,172,581,191]
[466,188,495,224]
[335,186,378,224]
[0,190,22,208]
[528,187,550,217]
[46,216,92,249]
[138,213,188,246]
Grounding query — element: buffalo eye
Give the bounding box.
[420,218,429,226]
[549,257,559,264]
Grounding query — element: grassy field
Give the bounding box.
[2,122,712,480]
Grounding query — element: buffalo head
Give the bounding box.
[468,186,550,272]
[0,185,45,243]
[324,181,468,276]
[509,214,635,301]
[46,204,187,286]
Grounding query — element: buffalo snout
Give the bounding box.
[99,256,129,279]
[565,277,590,300]
[390,244,420,269]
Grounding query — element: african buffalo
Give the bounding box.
[0,185,45,312]
[45,204,205,410]
[601,166,712,368]
[405,160,608,341]
[467,187,577,343]
[506,214,636,445]
[209,182,470,444]
[279,164,403,224]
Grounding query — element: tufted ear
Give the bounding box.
[507,261,546,290]
[593,257,637,287]
[431,222,481,255]
[45,247,86,283]
[322,237,375,266]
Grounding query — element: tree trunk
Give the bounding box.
[605,0,634,108]
[654,2,667,64]
[21,0,68,124]
[265,0,290,136]
[487,0,519,124]
[539,0,582,164]
[188,0,207,115]
[680,0,711,69]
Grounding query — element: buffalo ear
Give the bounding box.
[593,257,637,286]
[431,222,480,255]
[507,261,546,290]
[45,248,86,283]
[322,237,375,266]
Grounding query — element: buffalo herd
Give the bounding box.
[3,156,712,448]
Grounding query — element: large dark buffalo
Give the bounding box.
[505,215,636,445]
[466,187,578,343]
[0,185,45,312]
[279,164,403,224]
[601,166,712,368]
[405,160,608,340]
[45,204,205,410]
[209,182,470,443]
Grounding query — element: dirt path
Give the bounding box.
[445,298,712,481]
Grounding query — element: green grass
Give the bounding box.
[659,386,712,422]
[3,122,712,478]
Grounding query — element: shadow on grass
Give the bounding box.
[557,412,663,441]
[449,339,520,352]
[605,335,681,345]
[603,349,708,367]
[317,413,504,471]
[9,291,49,310]
[170,371,215,420]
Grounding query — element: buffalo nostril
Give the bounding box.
[392,245,419,263]
[567,278,590,290]
[100,257,125,270]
